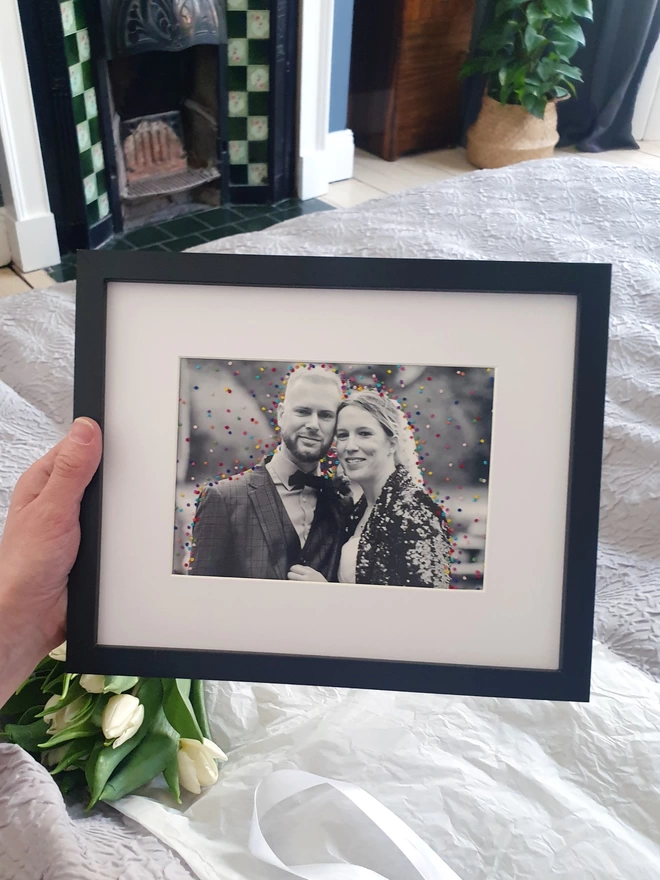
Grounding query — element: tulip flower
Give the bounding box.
[48,642,67,662]
[102,693,144,749]
[44,695,88,734]
[177,737,228,795]
[80,674,105,694]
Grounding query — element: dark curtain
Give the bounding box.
[460,0,660,151]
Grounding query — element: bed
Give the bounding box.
[0,157,659,879]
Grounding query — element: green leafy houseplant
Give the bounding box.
[460,0,593,119]
[0,643,227,807]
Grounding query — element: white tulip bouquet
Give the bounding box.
[0,642,227,806]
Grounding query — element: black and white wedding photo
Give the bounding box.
[173,359,494,589]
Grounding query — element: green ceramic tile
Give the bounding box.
[229,164,248,185]
[158,215,209,237]
[228,117,248,140]
[237,216,277,233]
[80,148,94,178]
[64,34,80,66]
[73,0,87,30]
[227,11,247,38]
[72,93,86,124]
[196,206,242,228]
[96,171,107,195]
[88,116,101,144]
[248,0,270,8]
[124,226,174,247]
[199,225,241,242]
[248,92,269,116]
[104,237,135,251]
[170,233,207,251]
[81,60,94,91]
[248,40,269,65]
[86,201,99,226]
[248,140,268,163]
[233,205,272,219]
[227,66,247,91]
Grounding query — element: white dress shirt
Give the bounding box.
[265,448,320,545]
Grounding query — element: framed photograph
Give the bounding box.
[67,250,610,701]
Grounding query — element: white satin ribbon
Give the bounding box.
[249,769,462,880]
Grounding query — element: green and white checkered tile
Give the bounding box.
[60,0,111,227]
[227,0,270,186]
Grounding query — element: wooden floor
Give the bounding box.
[319,143,660,208]
[3,142,660,296]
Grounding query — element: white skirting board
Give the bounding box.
[327,129,355,183]
[4,211,60,274]
[0,210,10,267]
[298,129,356,200]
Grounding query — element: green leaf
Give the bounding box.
[522,93,548,119]
[4,718,49,753]
[42,668,66,696]
[0,681,45,719]
[571,0,593,20]
[495,0,524,14]
[556,62,583,81]
[34,680,85,719]
[163,754,182,804]
[99,706,180,803]
[55,769,87,796]
[49,736,98,775]
[524,24,547,53]
[163,680,203,742]
[526,7,547,31]
[38,720,98,750]
[85,678,162,809]
[103,676,140,695]
[554,19,585,45]
[545,0,572,17]
[189,680,212,741]
[548,26,579,59]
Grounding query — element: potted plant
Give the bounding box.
[460,0,593,169]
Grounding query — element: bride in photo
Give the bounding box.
[288,391,452,588]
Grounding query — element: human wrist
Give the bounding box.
[0,585,55,707]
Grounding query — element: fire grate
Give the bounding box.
[123,166,220,200]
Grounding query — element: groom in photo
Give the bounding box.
[189,367,350,581]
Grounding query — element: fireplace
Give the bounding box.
[17,0,298,251]
[93,0,228,230]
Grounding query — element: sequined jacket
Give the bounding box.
[345,465,452,589]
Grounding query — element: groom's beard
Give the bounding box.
[282,432,332,464]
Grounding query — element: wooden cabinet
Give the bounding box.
[348,0,476,161]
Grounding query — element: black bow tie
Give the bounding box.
[288,470,328,492]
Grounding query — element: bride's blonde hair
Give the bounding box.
[337,391,423,484]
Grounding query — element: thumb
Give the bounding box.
[42,418,103,504]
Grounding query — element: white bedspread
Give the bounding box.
[0,157,659,878]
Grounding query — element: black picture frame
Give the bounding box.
[67,249,611,701]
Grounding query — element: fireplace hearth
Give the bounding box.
[18,0,298,250]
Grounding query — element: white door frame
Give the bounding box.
[0,1,60,272]
[633,33,660,141]
[297,0,354,200]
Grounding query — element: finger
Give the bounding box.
[41,418,103,507]
[11,440,65,511]
[287,572,305,581]
[288,565,307,575]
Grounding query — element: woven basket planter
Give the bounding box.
[467,95,560,169]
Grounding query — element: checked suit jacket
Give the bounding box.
[189,463,350,581]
